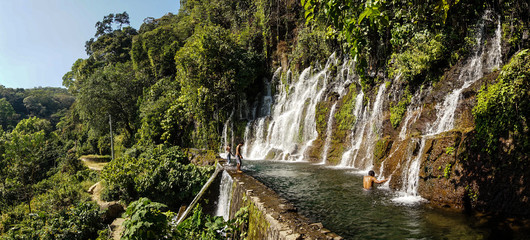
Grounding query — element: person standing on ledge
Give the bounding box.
[363,170,388,190]
[235,142,244,173]
[225,145,233,165]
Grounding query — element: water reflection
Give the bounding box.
[243,160,491,239]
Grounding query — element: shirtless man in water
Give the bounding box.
[363,170,388,190]
[235,143,244,173]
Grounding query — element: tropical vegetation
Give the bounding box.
[0,0,528,238]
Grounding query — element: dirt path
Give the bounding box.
[80,158,108,171]
[88,181,125,239]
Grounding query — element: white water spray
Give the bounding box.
[339,89,364,167]
[429,15,502,135]
[399,90,423,140]
[393,13,502,204]
[243,54,339,160]
[321,102,338,164]
[343,83,386,169]
[215,171,233,220]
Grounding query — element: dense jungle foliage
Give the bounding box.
[304,0,528,126]
[0,87,74,131]
[473,49,529,156]
[101,145,214,208]
[120,199,248,240]
[0,0,529,238]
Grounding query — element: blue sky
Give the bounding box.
[0,0,179,89]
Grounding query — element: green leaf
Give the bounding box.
[358,8,372,24]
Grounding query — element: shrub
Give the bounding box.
[445,146,455,155]
[122,198,169,240]
[2,200,102,239]
[1,167,99,238]
[173,204,248,240]
[290,26,333,69]
[101,144,214,208]
[389,88,412,129]
[473,49,529,154]
[120,199,250,240]
[389,31,445,85]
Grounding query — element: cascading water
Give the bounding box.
[321,102,338,164]
[361,83,387,169]
[341,83,386,169]
[215,171,233,221]
[224,10,503,206]
[339,89,365,167]
[243,54,338,160]
[377,86,424,187]
[399,90,423,140]
[220,119,230,154]
[429,14,502,135]
[220,111,235,155]
[393,13,502,202]
[348,105,369,167]
[373,92,419,189]
[260,72,276,117]
[392,138,427,203]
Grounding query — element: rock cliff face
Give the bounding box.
[223,11,529,216]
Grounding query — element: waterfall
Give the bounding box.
[339,89,364,167]
[243,54,338,160]
[399,90,423,140]
[349,104,369,167]
[404,139,425,195]
[260,69,278,117]
[488,19,503,70]
[429,14,502,135]
[242,122,252,155]
[399,105,422,140]
[342,83,386,169]
[227,11,503,206]
[392,13,502,203]
[378,84,425,186]
[215,171,234,221]
[392,138,427,203]
[220,111,235,154]
[362,83,387,169]
[321,102,338,164]
[220,119,230,154]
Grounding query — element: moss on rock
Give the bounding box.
[373,136,392,167]
[389,87,412,129]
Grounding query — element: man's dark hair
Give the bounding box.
[368,170,375,177]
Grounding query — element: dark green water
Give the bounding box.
[242,160,526,240]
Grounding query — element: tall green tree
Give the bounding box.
[131,13,192,79]
[64,13,143,149]
[1,117,52,212]
[0,98,16,130]
[74,62,144,140]
[173,24,262,148]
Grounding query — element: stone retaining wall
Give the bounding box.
[224,168,342,240]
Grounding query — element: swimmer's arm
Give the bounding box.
[374,178,388,184]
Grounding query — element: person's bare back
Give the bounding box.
[235,143,244,173]
[235,144,242,158]
[363,170,388,190]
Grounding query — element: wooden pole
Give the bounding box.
[109,114,114,161]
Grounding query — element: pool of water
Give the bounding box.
[242,160,516,240]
